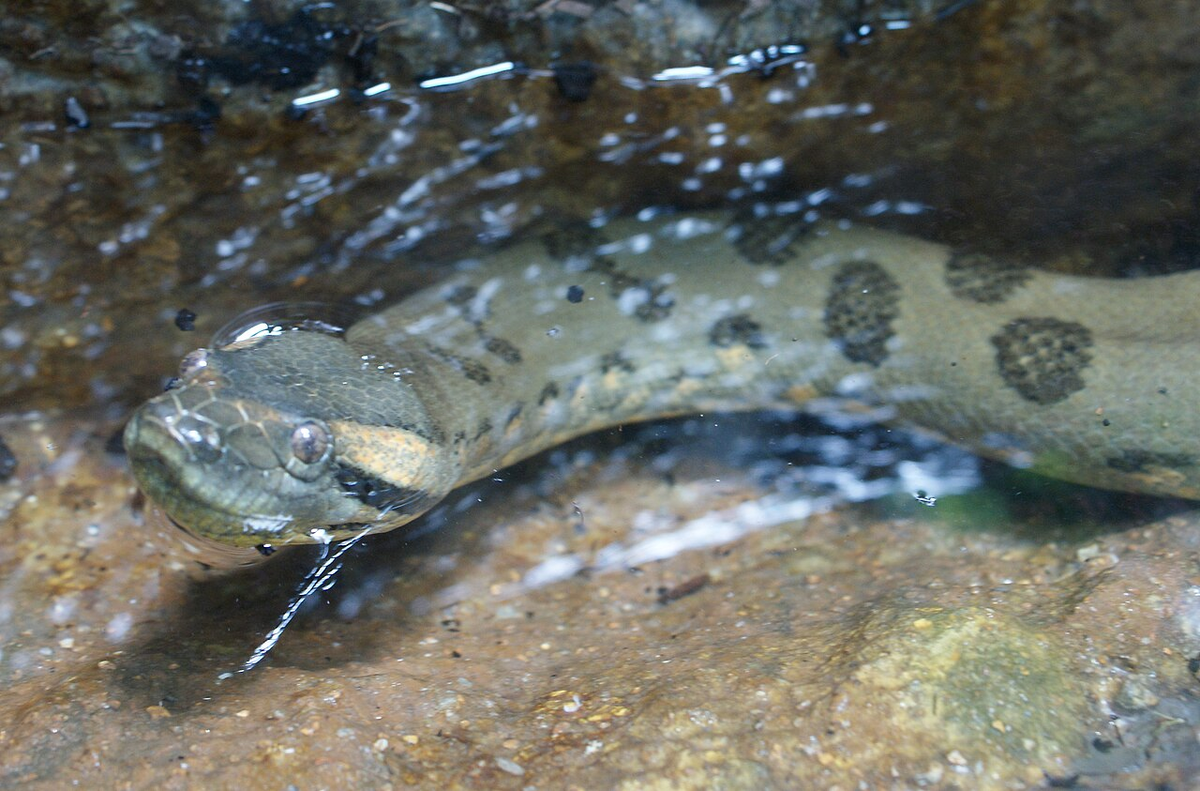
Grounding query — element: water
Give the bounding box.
[1,1,1199,787]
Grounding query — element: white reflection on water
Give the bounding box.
[418,61,518,91]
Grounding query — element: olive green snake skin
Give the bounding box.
[124,211,1200,547]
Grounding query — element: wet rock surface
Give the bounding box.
[2,0,1200,788]
[2,416,1200,788]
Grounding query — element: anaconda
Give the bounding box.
[123,211,1200,547]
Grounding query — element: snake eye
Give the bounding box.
[179,349,210,379]
[290,421,331,465]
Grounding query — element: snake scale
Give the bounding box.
[124,211,1200,548]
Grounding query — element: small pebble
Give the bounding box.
[553,62,597,102]
[175,308,198,331]
[64,96,90,129]
[496,757,525,776]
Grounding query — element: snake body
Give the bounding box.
[124,212,1200,547]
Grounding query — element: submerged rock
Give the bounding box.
[1,414,1199,788]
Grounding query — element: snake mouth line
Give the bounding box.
[155,510,273,567]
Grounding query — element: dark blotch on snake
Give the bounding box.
[542,222,606,261]
[566,285,585,303]
[600,351,636,374]
[823,261,900,366]
[729,210,809,266]
[634,293,675,323]
[538,381,560,405]
[425,344,492,384]
[945,252,1032,304]
[589,257,674,323]
[991,317,1093,405]
[460,359,491,384]
[709,314,768,350]
[484,336,523,364]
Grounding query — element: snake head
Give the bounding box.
[124,331,451,548]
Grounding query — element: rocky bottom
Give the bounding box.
[0,411,1198,790]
